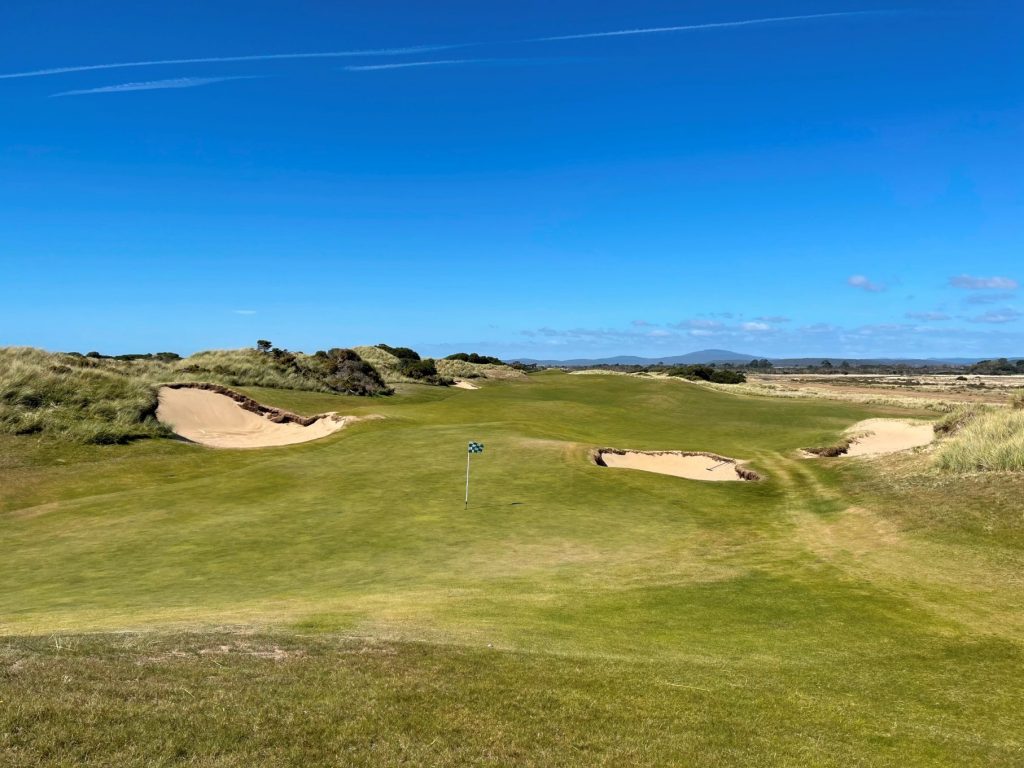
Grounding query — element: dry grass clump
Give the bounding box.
[935,408,1024,473]
[1010,389,1024,410]
[802,436,857,457]
[933,405,984,436]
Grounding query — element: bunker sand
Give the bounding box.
[594,449,759,482]
[157,386,353,448]
[452,380,480,390]
[844,418,935,457]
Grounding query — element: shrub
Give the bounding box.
[446,352,504,365]
[666,365,745,384]
[376,344,420,361]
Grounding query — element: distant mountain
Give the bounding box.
[512,349,759,366]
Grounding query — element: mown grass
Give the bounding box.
[2,371,1021,765]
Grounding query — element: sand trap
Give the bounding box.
[842,418,934,457]
[594,449,759,482]
[157,386,354,448]
[452,380,479,390]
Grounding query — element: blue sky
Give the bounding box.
[1,1,1021,359]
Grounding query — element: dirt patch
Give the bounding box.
[156,385,368,448]
[592,448,761,482]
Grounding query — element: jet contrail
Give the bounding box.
[0,45,460,81]
[0,11,892,82]
[525,10,883,42]
[345,59,485,72]
[51,75,259,97]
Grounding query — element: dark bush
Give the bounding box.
[377,344,420,361]
[445,352,504,365]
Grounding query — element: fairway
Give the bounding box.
[3,372,1021,765]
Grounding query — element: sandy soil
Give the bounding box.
[157,387,351,448]
[843,419,935,456]
[597,450,749,481]
[452,380,479,390]
[750,373,1024,406]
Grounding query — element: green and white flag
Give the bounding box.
[465,441,484,507]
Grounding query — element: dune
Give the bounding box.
[157,385,355,448]
[594,449,759,482]
[452,380,479,390]
[842,418,934,457]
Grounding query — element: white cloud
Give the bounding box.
[905,311,949,321]
[345,59,485,72]
[741,321,771,332]
[950,275,1019,290]
[847,275,885,292]
[968,309,1022,324]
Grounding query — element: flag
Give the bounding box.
[468,441,484,454]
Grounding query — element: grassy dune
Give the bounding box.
[937,408,1024,472]
[2,372,1022,765]
[0,346,389,443]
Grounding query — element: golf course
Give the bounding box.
[3,368,1021,766]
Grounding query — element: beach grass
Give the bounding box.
[2,371,1021,765]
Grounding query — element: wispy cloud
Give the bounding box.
[526,11,885,43]
[232,309,258,315]
[949,275,1019,291]
[847,275,885,292]
[968,309,1022,324]
[344,58,487,72]
[905,311,950,321]
[2,11,895,82]
[51,76,258,97]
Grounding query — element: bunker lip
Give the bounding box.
[592,448,761,482]
[804,418,935,458]
[156,384,361,449]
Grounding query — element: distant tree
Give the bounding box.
[256,340,272,354]
[377,344,421,361]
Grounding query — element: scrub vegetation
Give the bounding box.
[2,371,1021,765]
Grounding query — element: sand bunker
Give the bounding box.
[157,385,355,448]
[593,449,760,482]
[452,380,479,390]
[841,418,935,457]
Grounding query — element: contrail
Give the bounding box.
[0,11,892,82]
[345,59,485,72]
[524,11,884,42]
[51,75,259,97]
[0,45,460,81]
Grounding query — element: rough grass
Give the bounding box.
[0,348,169,443]
[936,408,1024,473]
[2,372,1021,765]
[435,357,526,381]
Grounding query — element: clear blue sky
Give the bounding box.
[2,1,1021,359]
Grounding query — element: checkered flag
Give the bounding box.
[465,441,484,507]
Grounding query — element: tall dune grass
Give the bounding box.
[0,348,169,443]
[936,408,1024,473]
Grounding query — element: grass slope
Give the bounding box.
[2,372,1022,765]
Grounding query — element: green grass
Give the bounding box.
[2,372,1022,765]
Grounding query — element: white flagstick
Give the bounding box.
[465,449,471,509]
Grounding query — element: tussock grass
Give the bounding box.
[936,408,1024,473]
[435,357,526,381]
[0,348,169,443]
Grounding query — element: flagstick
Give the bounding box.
[465,450,471,509]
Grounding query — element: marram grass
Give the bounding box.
[936,407,1024,472]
